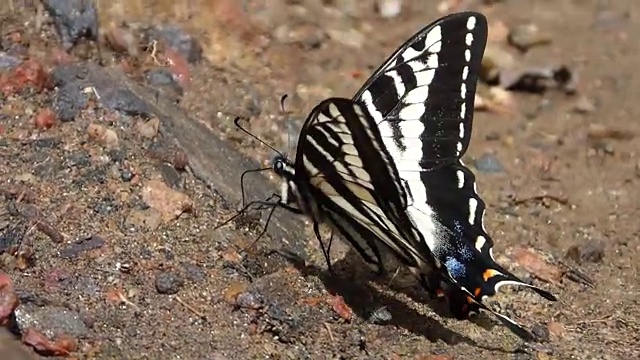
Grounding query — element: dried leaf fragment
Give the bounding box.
[513,248,563,284]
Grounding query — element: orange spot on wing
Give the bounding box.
[483,269,499,282]
[474,287,481,297]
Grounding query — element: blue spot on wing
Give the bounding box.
[445,257,467,278]
[443,220,476,281]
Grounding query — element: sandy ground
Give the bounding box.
[0,0,638,359]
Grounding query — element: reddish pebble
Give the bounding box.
[22,328,76,356]
[327,294,352,322]
[547,321,566,340]
[34,108,56,129]
[0,59,50,96]
[0,273,19,324]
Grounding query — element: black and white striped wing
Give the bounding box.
[293,97,440,275]
[353,11,490,278]
[351,11,556,337]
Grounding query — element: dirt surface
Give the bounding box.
[0,0,638,359]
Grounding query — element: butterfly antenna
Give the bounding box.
[233,116,284,157]
[279,94,297,160]
[279,94,289,114]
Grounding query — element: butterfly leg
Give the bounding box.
[418,272,481,319]
[445,287,480,320]
[313,221,335,274]
[418,272,447,299]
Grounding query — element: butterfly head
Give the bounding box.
[271,155,295,178]
[271,155,298,206]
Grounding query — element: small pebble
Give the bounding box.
[136,118,160,139]
[108,148,127,163]
[235,291,263,309]
[531,323,550,342]
[473,153,505,173]
[59,235,106,259]
[547,321,566,340]
[155,271,184,295]
[34,108,57,129]
[367,306,392,324]
[376,0,402,18]
[34,137,60,149]
[574,96,596,113]
[508,23,551,52]
[93,198,116,215]
[120,169,134,182]
[66,151,91,168]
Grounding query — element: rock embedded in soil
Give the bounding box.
[144,68,184,102]
[141,179,193,223]
[59,235,106,259]
[574,95,596,113]
[107,148,127,163]
[33,108,57,129]
[87,123,119,148]
[0,59,50,96]
[65,150,91,168]
[50,63,154,119]
[235,291,263,310]
[52,82,89,121]
[136,117,160,139]
[155,271,184,295]
[13,305,89,339]
[124,209,163,231]
[41,0,99,50]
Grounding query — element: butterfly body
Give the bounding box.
[270,11,556,340]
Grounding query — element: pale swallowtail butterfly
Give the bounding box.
[270,11,557,340]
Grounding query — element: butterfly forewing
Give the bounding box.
[355,12,487,168]
[294,98,441,274]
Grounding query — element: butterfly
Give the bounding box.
[264,11,556,340]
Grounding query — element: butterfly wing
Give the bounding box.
[351,11,556,337]
[292,97,442,277]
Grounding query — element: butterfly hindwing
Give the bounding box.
[422,164,558,303]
